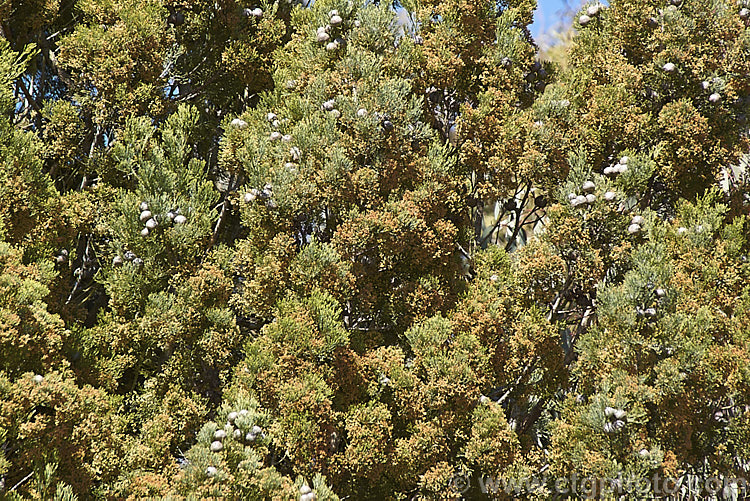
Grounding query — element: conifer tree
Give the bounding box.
[1,0,749,498]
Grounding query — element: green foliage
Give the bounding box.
[0,242,66,378]
[465,401,520,472]
[550,189,750,492]
[0,370,125,497]
[3,0,750,498]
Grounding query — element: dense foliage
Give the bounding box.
[1,0,749,498]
